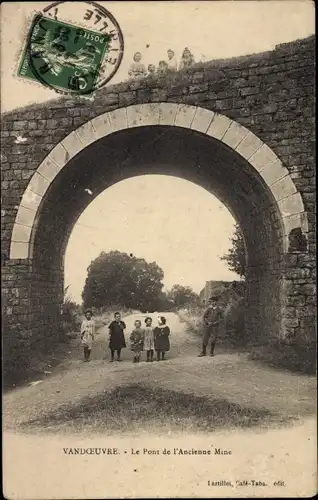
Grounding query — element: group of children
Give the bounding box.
[128,47,196,79]
[80,310,170,363]
[130,315,170,363]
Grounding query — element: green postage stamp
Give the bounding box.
[17,1,124,95]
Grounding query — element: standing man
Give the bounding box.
[198,295,224,357]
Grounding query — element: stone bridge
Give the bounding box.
[1,35,315,377]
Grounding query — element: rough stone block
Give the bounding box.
[13,121,28,131]
[285,295,306,307]
[151,88,168,102]
[282,307,297,318]
[240,87,260,96]
[119,91,136,106]
[306,296,317,305]
[215,99,232,111]
[189,83,208,93]
[285,267,311,279]
[298,284,316,296]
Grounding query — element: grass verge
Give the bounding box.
[249,340,317,376]
[19,384,293,435]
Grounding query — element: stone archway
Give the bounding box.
[10,103,308,260]
[8,103,309,353]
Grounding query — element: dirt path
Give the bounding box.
[3,313,316,430]
[3,313,317,499]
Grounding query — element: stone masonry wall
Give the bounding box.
[1,36,316,378]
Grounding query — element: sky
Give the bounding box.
[1,1,315,303]
[64,176,238,302]
[1,1,314,111]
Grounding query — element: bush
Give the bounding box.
[62,286,82,335]
[178,297,246,347]
[249,340,317,375]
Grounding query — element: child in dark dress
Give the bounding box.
[130,320,145,363]
[154,316,170,361]
[108,312,126,362]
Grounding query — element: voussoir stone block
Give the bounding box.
[27,172,50,197]
[158,103,178,125]
[271,175,298,202]
[11,223,32,243]
[236,131,263,160]
[107,108,128,132]
[190,107,214,133]
[91,113,113,139]
[127,103,160,128]
[206,113,232,140]
[37,156,62,183]
[259,159,289,186]
[20,188,42,212]
[15,206,36,228]
[174,104,197,129]
[9,241,29,260]
[49,142,72,169]
[222,121,249,149]
[75,121,99,147]
[60,131,83,159]
[278,192,305,217]
[249,144,279,172]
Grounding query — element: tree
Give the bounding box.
[220,223,246,278]
[82,251,165,310]
[167,284,199,308]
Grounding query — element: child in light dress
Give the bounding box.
[143,316,155,362]
[130,320,145,363]
[80,309,95,362]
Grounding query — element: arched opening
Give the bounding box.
[29,124,284,341]
[63,175,240,308]
[8,103,309,358]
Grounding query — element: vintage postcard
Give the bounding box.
[1,1,316,498]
